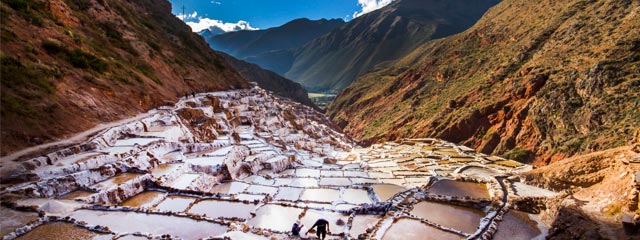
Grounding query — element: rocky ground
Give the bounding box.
[0,86,636,240]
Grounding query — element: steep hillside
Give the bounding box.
[206,18,345,74]
[521,145,640,239]
[329,0,640,165]
[218,52,317,109]
[0,0,249,156]
[285,0,500,92]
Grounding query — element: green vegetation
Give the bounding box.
[0,55,55,94]
[502,148,534,163]
[41,40,108,73]
[68,49,108,72]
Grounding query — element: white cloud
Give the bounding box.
[353,0,396,18]
[210,1,221,5]
[175,10,258,33]
[185,18,258,33]
[177,11,198,20]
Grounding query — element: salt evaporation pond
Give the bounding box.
[371,184,406,201]
[153,195,196,212]
[274,187,303,201]
[1,207,39,236]
[429,179,489,199]
[493,210,542,240]
[151,164,179,177]
[70,210,227,239]
[342,188,373,204]
[300,188,340,202]
[247,205,303,232]
[90,173,143,191]
[349,214,381,238]
[188,200,256,219]
[410,201,485,233]
[59,190,95,201]
[209,181,249,194]
[170,173,200,189]
[16,222,109,240]
[120,191,166,208]
[382,218,462,240]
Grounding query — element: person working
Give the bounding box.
[292,221,304,236]
[306,218,330,240]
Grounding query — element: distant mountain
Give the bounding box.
[199,26,226,39]
[218,52,317,109]
[284,0,500,92]
[204,18,345,75]
[329,0,640,166]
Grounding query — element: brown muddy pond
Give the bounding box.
[90,173,143,191]
[16,222,109,240]
[300,188,340,202]
[428,179,489,199]
[410,201,484,233]
[188,200,256,219]
[153,195,197,212]
[493,210,542,240]
[371,184,406,202]
[120,191,166,208]
[151,164,179,177]
[1,207,40,236]
[382,218,462,240]
[70,210,227,239]
[58,190,95,201]
[349,214,381,238]
[247,204,303,232]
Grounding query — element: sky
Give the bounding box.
[168,0,396,32]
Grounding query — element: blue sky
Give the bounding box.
[168,0,395,32]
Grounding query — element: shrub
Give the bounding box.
[41,40,66,54]
[68,49,108,73]
[502,148,534,163]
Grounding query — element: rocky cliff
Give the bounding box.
[0,0,249,156]
[329,0,640,165]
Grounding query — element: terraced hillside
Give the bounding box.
[329,0,640,165]
[0,0,248,155]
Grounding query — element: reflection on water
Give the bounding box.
[372,184,406,202]
[120,191,166,208]
[154,196,196,212]
[382,218,461,240]
[493,210,542,240]
[428,179,489,199]
[70,210,227,239]
[189,200,256,219]
[410,201,484,233]
[247,205,303,232]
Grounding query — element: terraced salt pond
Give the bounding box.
[1,89,554,239]
[188,200,256,219]
[410,201,485,233]
[70,210,227,239]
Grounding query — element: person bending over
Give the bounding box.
[306,218,330,240]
